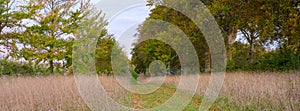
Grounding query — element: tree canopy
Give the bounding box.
[131,0,300,73]
[0,0,116,75]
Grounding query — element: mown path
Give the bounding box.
[130,85,203,111]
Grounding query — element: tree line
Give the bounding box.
[0,0,299,75]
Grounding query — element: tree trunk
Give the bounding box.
[204,52,211,73]
[226,31,237,61]
[49,60,54,75]
[249,41,254,63]
[204,59,211,73]
[49,35,54,75]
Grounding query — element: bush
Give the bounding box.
[130,68,139,80]
[227,49,300,72]
[0,60,48,76]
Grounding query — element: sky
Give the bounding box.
[92,0,151,58]
[105,6,151,58]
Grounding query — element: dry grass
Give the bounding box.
[0,76,87,110]
[0,76,130,110]
[220,72,299,110]
[0,72,299,110]
[158,72,300,110]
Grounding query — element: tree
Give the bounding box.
[0,0,12,34]
[71,3,114,74]
[237,0,299,62]
[95,37,116,75]
[236,0,268,62]
[206,0,246,61]
[227,0,300,71]
[268,0,299,53]
[131,39,175,74]
[132,0,210,73]
[0,0,25,59]
[0,0,22,34]
[17,0,91,75]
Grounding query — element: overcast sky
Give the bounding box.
[107,7,151,58]
[92,0,151,58]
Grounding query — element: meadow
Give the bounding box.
[0,72,299,110]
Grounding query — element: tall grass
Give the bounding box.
[0,72,299,110]
[155,72,300,110]
[0,76,87,110]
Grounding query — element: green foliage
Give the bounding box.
[252,50,300,72]
[15,0,89,75]
[132,40,177,74]
[95,37,116,75]
[0,0,23,33]
[133,0,299,73]
[131,4,209,73]
[1,0,114,75]
[227,42,300,72]
[0,60,47,76]
[129,67,138,80]
[110,44,131,75]
[70,5,117,75]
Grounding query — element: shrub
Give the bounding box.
[0,60,48,76]
[130,68,139,80]
[227,48,300,72]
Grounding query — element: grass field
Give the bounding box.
[0,72,299,110]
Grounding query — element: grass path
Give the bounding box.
[130,85,203,110]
